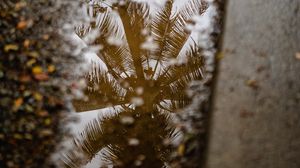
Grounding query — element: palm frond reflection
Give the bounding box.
[63,108,179,167]
[64,0,207,167]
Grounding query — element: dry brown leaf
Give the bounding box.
[14,98,23,110]
[295,52,300,60]
[17,20,28,29]
[34,73,49,81]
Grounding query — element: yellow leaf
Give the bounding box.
[13,134,23,139]
[24,133,33,140]
[47,65,56,73]
[217,52,224,60]
[40,129,53,137]
[33,92,43,101]
[32,66,43,74]
[28,51,39,58]
[44,118,52,125]
[26,59,36,67]
[4,44,19,52]
[177,144,185,156]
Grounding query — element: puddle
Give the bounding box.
[59,0,212,167]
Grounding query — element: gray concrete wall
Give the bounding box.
[205,0,300,168]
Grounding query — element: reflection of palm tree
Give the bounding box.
[63,108,178,167]
[64,0,207,167]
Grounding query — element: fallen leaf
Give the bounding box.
[295,52,300,60]
[33,92,43,101]
[15,2,27,10]
[19,75,31,82]
[28,51,39,58]
[43,34,50,40]
[17,20,28,29]
[14,98,23,110]
[0,71,3,78]
[24,134,33,140]
[37,111,49,117]
[40,129,53,137]
[13,134,23,140]
[47,65,56,73]
[25,104,34,112]
[4,44,19,52]
[23,91,32,97]
[26,59,36,67]
[44,118,52,125]
[23,40,30,48]
[217,52,224,60]
[177,144,185,156]
[34,73,49,81]
[246,79,259,89]
[17,20,33,29]
[32,66,43,74]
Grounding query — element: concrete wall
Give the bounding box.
[205,0,300,168]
